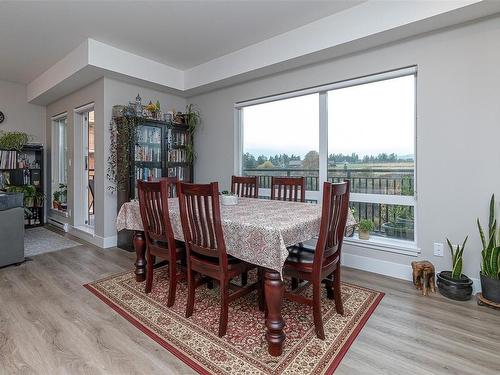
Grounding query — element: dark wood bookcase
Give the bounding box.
[117,118,193,250]
[0,144,44,228]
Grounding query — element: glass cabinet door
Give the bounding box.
[133,124,163,196]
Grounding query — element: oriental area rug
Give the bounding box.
[85,268,383,375]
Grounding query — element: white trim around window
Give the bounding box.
[234,67,419,255]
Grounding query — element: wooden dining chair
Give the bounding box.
[231,175,259,198]
[177,181,258,337]
[283,180,350,339]
[271,176,306,202]
[147,176,178,197]
[137,179,185,307]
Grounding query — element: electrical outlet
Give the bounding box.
[434,242,444,257]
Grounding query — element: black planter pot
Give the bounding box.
[480,274,500,303]
[437,271,473,301]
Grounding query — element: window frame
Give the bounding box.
[51,112,68,213]
[234,67,419,255]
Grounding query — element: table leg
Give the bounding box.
[264,269,285,356]
[133,231,146,282]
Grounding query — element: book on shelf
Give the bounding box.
[134,166,162,181]
[167,148,187,163]
[168,166,189,181]
[135,144,161,162]
[168,130,187,147]
[0,150,17,169]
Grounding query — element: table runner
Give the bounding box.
[117,198,356,275]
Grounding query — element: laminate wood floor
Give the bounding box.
[1,230,499,374]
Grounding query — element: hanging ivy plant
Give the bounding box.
[107,115,142,192]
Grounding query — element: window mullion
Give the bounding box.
[318,91,328,197]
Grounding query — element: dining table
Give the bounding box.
[116,196,356,356]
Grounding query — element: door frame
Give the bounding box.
[73,102,95,231]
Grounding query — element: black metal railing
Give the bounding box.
[243,167,415,241]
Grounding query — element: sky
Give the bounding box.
[242,75,415,159]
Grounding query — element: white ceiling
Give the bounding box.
[0,0,364,84]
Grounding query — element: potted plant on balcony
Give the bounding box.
[436,236,473,301]
[358,219,374,240]
[57,183,67,211]
[381,205,415,240]
[53,190,61,209]
[477,194,500,303]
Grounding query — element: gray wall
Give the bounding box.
[0,79,46,219]
[0,79,46,143]
[187,16,500,281]
[46,79,105,241]
[45,77,187,245]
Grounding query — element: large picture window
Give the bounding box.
[242,93,320,201]
[238,68,417,250]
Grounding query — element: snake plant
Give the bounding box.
[477,194,500,279]
[446,236,468,279]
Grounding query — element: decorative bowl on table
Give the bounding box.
[221,193,238,206]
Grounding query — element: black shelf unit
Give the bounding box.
[0,144,44,228]
[117,118,193,250]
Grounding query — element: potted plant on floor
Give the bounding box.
[358,219,374,240]
[436,236,473,301]
[477,194,500,303]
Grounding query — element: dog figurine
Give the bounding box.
[411,260,436,296]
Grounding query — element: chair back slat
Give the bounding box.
[271,176,306,202]
[177,182,227,265]
[231,175,259,198]
[314,181,350,272]
[137,180,176,250]
[147,176,178,197]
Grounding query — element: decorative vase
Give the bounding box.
[358,230,370,240]
[480,274,500,303]
[221,194,238,206]
[436,271,473,301]
[24,197,34,208]
[35,195,44,208]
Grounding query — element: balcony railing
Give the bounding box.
[243,167,415,241]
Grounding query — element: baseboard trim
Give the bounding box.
[47,218,69,232]
[102,235,117,248]
[342,252,482,293]
[342,252,413,281]
[68,227,117,249]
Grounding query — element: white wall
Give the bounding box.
[0,79,45,143]
[187,16,500,284]
[102,78,187,239]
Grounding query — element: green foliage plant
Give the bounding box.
[185,104,200,136]
[358,219,374,232]
[0,131,31,152]
[477,194,500,279]
[446,236,468,279]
